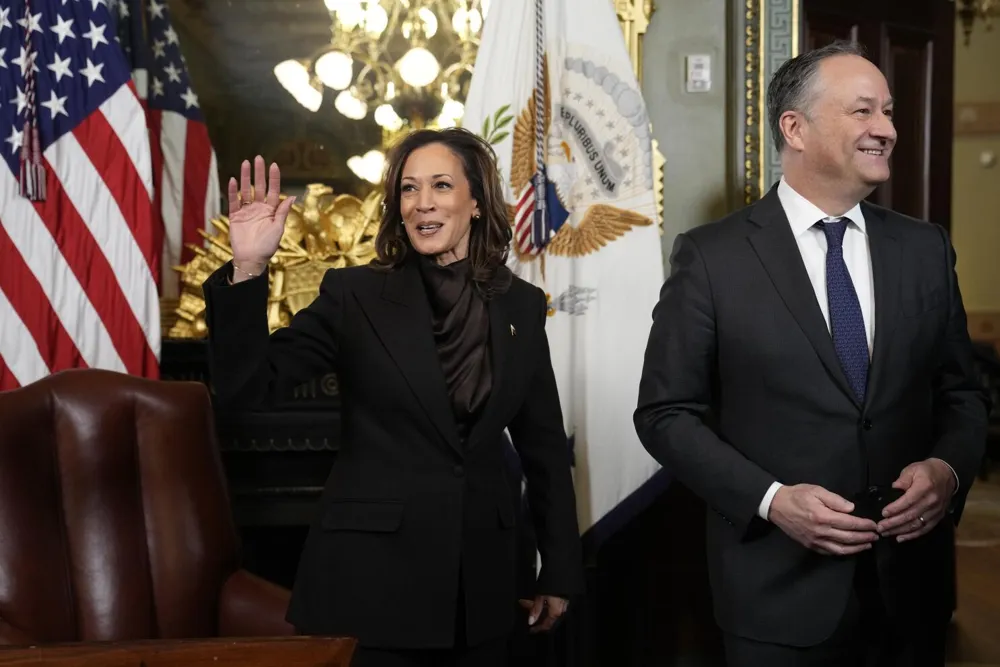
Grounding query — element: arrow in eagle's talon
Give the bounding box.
[510,324,517,337]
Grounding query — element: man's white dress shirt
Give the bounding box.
[756,178,954,521]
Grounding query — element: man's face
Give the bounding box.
[795,55,897,193]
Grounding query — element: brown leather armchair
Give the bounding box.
[0,369,295,645]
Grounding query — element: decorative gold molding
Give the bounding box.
[615,0,666,225]
[739,0,802,204]
[743,0,763,205]
[162,185,382,339]
[615,0,653,83]
[955,102,1000,136]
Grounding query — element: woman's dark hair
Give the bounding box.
[373,127,513,298]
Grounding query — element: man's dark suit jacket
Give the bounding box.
[634,186,990,647]
[202,257,584,650]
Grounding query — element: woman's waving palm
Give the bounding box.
[227,155,295,282]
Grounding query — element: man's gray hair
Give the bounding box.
[766,40,869,153]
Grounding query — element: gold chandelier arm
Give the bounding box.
[282,0,489,133]
[354,60,395,100]
[381,0,404,43]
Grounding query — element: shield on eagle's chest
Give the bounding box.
[506,45,656,261]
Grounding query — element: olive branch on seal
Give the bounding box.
[481,104,513,145]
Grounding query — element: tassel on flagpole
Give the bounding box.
[20,118,46,201]
[18,0,46,201]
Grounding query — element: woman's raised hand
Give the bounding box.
[227,156,296,281]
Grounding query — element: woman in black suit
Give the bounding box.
[202,128,584,666]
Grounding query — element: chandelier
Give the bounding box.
[954,0,997,44]
[274,0,490,183]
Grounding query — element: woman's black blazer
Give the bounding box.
[202,257,584,650]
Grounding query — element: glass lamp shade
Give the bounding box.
[334,89,368,119]
[315,51,354,90]
[274,60,322,112]
[324,0,358,10]
[402,8,439,39]
[374,104,404,131]
[364,4,389,35]
[434,98,464,128]
[396,47,440,88]
[451,8,482,39]
[419,7,439,37]
[347,150,386,184]
[330,1,365,29]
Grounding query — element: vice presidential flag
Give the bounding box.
[462,0,666,551]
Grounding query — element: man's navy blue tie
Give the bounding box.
[818,218,868,401]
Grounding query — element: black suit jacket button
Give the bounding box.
[862,419,873,431]
[453,465,464,477]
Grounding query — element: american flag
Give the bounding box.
[513,178,540,256]
[0,0,161,390]
[513,172,555,257]
[116,0,219,299]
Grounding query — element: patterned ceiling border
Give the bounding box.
[733,0,802,204]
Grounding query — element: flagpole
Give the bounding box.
[530,0,548,251]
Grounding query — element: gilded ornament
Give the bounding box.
[164,184,383,338]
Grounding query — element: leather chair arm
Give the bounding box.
[218,569,295,637]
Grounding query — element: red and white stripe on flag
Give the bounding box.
[0,0,161,390]
[151,106,220,299]
[133,68,220,300]
[125,0,222,300]
[514,184,540,256]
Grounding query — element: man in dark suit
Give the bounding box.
[634,41,990,666]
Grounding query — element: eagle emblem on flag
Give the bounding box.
[490,52,655,261]
[462,0,666,554]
